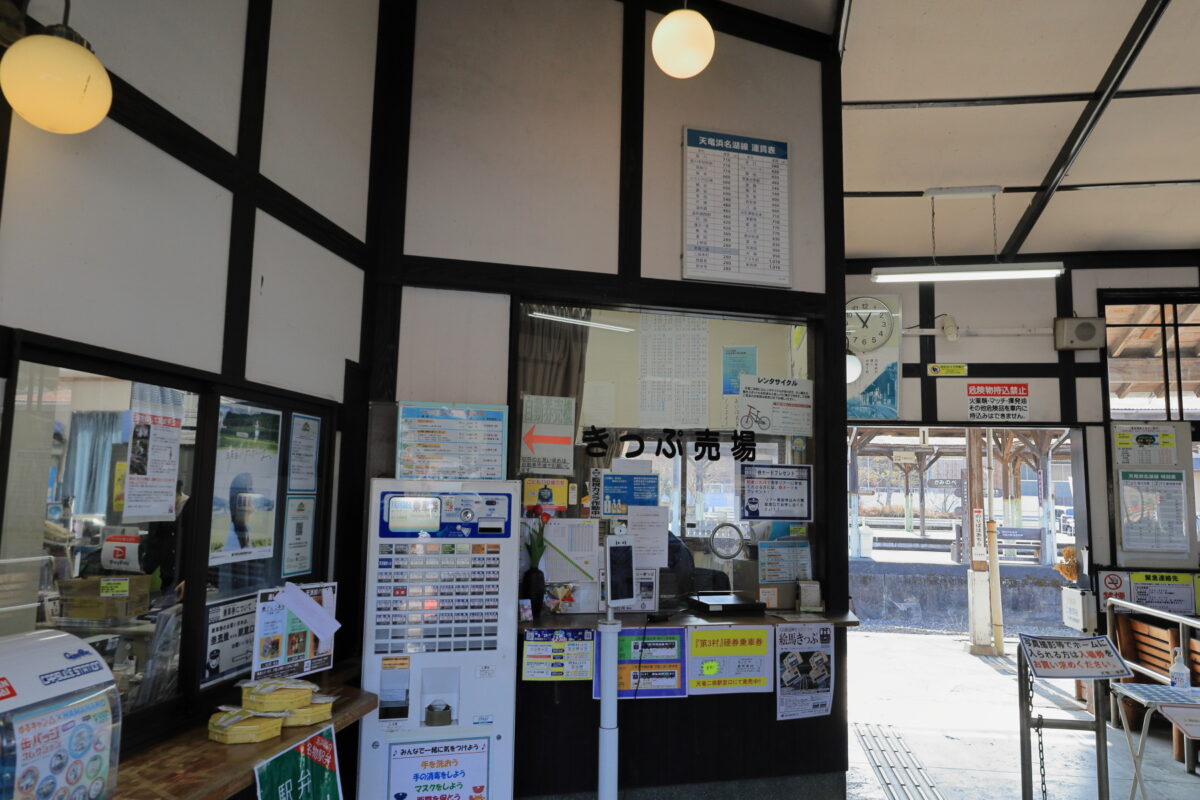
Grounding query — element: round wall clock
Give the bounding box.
[846,296,895,353]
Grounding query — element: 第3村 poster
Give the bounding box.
[253,583,336,680]
[210,402,282,566]
[776,623,834,721]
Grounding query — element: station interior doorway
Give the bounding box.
[846,425,1084,636]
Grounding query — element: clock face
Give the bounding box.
[846,296,896,353]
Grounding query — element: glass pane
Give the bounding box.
[0,362,197,711]
[1176,304,1200,324]
[203,399,284,685]
[1105,304,1163,326]
[1106,325,1167,420]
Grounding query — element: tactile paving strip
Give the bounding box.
[853,722,945,800]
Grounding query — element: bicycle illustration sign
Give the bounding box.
[736,375,813,437]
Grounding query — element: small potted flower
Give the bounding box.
[522,507,551,616]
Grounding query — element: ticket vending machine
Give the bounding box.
[0,630,122,800]
[358,479,520,800]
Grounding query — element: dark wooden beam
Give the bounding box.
[1000,0,1172,259]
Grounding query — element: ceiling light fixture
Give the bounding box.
[528,312,635,333]
[877,185,1063,283]
[0,0,112,134]
[871,263,1065,283]
[652,7,715,79]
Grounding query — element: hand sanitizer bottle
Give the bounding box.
[1169,647,1191,688]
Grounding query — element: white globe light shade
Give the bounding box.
[846,352,863,384]
[652,9,715,79]
[0,34,112,134]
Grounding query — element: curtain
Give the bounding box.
[516,304,591,470]
[60,411,125,516]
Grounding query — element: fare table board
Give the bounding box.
[683,128,790,287]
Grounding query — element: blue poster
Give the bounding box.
[592,627,687,699]
[722,346,758,395]
[599,473,659,518]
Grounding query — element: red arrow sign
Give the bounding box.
[523,425,572,453]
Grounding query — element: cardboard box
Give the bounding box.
[58,575,151,620]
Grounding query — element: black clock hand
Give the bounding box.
[856,312,871,327]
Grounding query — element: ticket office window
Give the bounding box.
[515,303,812,542]
[0,359,334,735]
[0,362,200,712]
[202,398,329,688]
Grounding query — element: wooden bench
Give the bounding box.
[1112,614,1200,771]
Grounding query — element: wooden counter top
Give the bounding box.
[519,608,858,631]
[115,680,377,800]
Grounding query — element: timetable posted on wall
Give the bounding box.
[682,127,790,288]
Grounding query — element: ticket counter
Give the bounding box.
[513,610,857,795]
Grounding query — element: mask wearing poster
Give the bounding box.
[209,402,282,566]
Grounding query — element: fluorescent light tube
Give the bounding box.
[870,262,1064,283]
[528,312,635,333]
[923,185,1002,199]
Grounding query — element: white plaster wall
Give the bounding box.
[1084,425,1111,566]
[405,0,622,272]
[642,12,825,292]
[934,279,1059,364]
[0,120,230,372]
[245,213,363,402]
[260,0,377,240]
[396,288,511,405]
[1076,378,1105,424]
[29,0,248,151]
[935,378,1060,423]
[900,377,922,421]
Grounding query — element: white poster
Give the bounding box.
[124,383,185,521]
[967,383,1030,422]
[283,496,317,578]
[288,413,321,493]
[100,533,141,573]
[682,128,790,287]
[202,593,258,686]
[389,739,489,800]
[626,505,669,569]
[519,395,575,476]
[1118,470,1189,553]
[252,582,337,681]
[737,376,813,436]
[776,623,834,720]
[1019,634,1132,680]
[1131,572,1196,616]
[1113,424,1177,466]
[638,313,708,428]
[209,402,282,566]
[739,464,812,521]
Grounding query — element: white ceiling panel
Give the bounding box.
[1123,0,1200,89]
[844,194,1029,259]
[1021,186,1200,253]
[1061,96,1200,184]
[842,0,1139,100]
[843,104,1084,191]
[726,0,837,33]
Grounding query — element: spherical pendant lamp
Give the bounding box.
[652,9,715,79]
[1,21,111,134]
[846,351,863,384]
